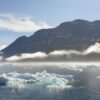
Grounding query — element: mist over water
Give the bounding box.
[0,62,100,100]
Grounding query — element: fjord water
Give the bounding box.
[0,62,100,100]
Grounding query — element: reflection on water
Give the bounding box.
[0,62,100,100]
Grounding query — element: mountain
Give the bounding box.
[2,19,100,57]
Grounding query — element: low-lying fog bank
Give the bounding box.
[0,42,100,62]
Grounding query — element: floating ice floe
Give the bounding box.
[66,67,83,72]
[63,65,98,72]
[0,71,74,90]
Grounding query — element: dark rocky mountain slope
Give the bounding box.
[2,19,100,57]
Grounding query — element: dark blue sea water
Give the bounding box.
[0,62,100,100]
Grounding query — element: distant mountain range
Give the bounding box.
[2,19,100,57]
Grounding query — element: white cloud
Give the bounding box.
[21,52,47,59]
[0,44,7,51]
[84,42,100,54]
[49,50,81,56]
[6,52,48,61]
[5,50,82,61]
[6,55,21,61]
[0,13,51,32]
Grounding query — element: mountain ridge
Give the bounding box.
[2,19,100,57]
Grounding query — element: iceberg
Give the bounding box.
[0,71,74,90]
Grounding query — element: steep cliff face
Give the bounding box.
[2,19,100,57]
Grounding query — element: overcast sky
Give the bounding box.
[0,0,100,45]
